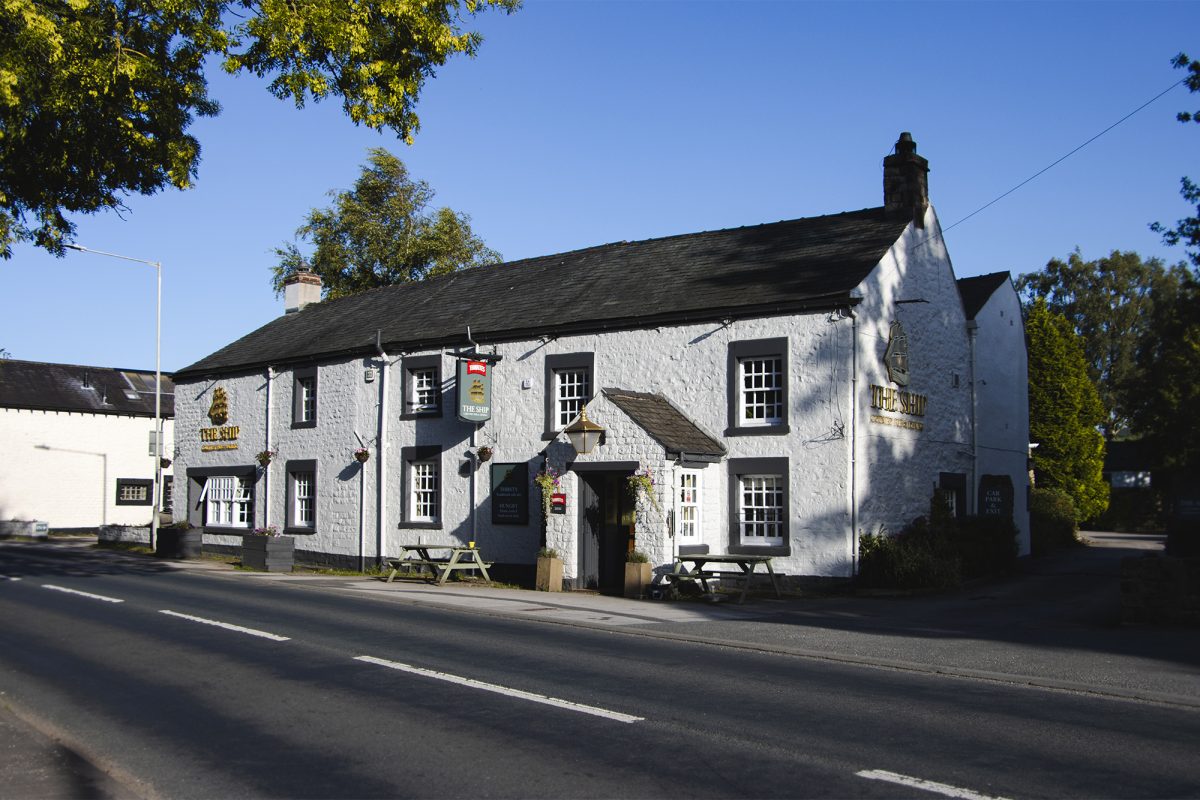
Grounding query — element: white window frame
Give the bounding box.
[738,356,784,427]
[555,368,590,430]
[204,475,252,529]
[297,376,316,423]
[409,460,440,523]
[409,367,438,414]
[292,471,315,529]
[675,469,703,542]
[738,474,784,546]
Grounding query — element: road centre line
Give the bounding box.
[42,584,123,603]
[856,769,1012,800]
[355,655,644,724]
[158,610,291,641]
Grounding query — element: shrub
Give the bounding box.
[1030,487,1079,555]
[858,521,961,592]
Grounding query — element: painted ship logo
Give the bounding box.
[469,380,486,404]
[884,321,910,387]
[208,387,229,425]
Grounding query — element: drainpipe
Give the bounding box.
[265,366,274,529]
[967,320,979,515]
[376,331,390,567]
[849,308,859,577]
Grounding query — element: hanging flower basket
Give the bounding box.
[534,466,561,520]
[626,468,660,512]
[354,447,370,463]
[477,446,493,462]
[256,450,276,467]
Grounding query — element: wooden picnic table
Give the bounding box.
[385,544,493,585]
[664,553,781,604]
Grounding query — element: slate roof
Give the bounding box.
[177,207,910,378]
[0,359,175,417]
[956,272,1012,320]
[603,388,726,460]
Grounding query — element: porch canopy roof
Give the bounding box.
[603,388,725,463]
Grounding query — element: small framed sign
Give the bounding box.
[491,463,529,525]
[550,492,567,515]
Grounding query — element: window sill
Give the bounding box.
[291,420,317,430]
[724,424,790,437]
[398,521,443,530]
[677,544,709,556]
[283,527,316,536]
[400,409,442,420]
[203,526,252,536]
[729,543,791,557]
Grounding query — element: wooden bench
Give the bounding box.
[385,545,494,585]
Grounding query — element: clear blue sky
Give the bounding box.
[4,0,1197,372]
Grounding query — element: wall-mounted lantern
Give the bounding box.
[564,407,604,456]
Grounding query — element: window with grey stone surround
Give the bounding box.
[401,355,442,418]
[292,366,317,428]
[286,459,317,533]
[186,466,257,532]
[728,457,790,556]
[401,446,442,529]
[543,352,594,440]
[726,338,789,436]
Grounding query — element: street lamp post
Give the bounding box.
[65,244,163,551]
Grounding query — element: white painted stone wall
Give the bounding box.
[971,278,1032,555]
[0,407,174,528]
[852,206,974,547]
[173,206,990,579]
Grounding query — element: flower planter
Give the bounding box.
[535,556,563,592]
[242,535,295,572]
[624,561,652,599]
[156,528,202,560]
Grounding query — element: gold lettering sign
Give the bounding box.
[869,384,927,417]
[201,443,240,452]
[199,426,240,442]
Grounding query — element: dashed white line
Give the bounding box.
[856,769,1012,800]
[355,655,644,724]
[42,584,123,603]
[158,610,290,641]
[2,576,21,581]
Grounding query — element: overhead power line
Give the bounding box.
[920,77,1188,249]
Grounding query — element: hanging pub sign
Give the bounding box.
[457,359,492,423]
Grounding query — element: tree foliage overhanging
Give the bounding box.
[1025,299,1109,521]
[272,148,500,299]
[0,0,520,259]
[1151,52,1200,267]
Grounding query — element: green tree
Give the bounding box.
[272,148,500,299]
[1026,299,1109,521]
[1127,272,1200,469]
[1016,249,1186,438]
[1151,52,1200,267]
[0,0,519,259]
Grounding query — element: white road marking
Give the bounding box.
[856,770,1012,800]
[2,576,21,581]
[355,655,644,724]
[158,610,290,641]
[42,584,123,603]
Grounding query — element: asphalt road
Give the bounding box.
[1,543,1198,799]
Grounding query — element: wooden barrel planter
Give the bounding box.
[242,535,295,572]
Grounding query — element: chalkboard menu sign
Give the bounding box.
[978,474,1014,519]
[491,463,529,525]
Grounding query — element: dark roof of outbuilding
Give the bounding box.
[0,359,175,417]
[603,388,726,460]
[176,207,910,378]
[956,272,1012,320]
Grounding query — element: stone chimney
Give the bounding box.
[883,132,929,228]
[283,268,322,314]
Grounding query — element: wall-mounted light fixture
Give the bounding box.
[564,407,604,456]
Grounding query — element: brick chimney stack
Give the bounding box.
[283,267,322,314]
[883,132,929,228]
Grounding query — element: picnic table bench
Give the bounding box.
[663,553,781,604]
[385,544,493,586]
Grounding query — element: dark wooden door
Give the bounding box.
[578,471,634,594]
